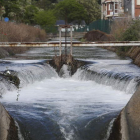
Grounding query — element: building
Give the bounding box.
[101,0,124,19]
[101,0,140,19]
[124,0,140,18]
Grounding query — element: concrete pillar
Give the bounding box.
[70,26,73,56]
[59,27,62,56]
[114,2,115,14]
[132,0,135,18]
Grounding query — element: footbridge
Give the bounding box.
[0,41,140,56]
[0,41,140,47]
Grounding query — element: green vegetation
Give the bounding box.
[24,5,39,24]
[0,0,100,31]
[111,19,140,42]
[76,0,101,25]
[121,20,140,41]
[54,0,87,24]
[110,19,140,55]
[34,10,56,26]
[34,10,57,33]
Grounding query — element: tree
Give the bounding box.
[34,10,56,26]
[0,0,5,21]
[24,5,39,24]
[76,0,101,25]
[34,10,57,33]
[54,0,87,25]
[35,0,57,10]
[2,0,28,22]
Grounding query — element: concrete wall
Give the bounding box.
[108,86,140,140]
[0,103,18,140]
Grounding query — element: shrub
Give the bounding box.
[0,21,47,42]
[121,20,140,41]
[110,17,131,41]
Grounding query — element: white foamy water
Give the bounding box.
[0,46,139,140]
[1,77,132,140]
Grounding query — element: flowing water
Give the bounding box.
[0,46,140,140]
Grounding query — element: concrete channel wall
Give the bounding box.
[108,86,140,140]
[0,103,18,140]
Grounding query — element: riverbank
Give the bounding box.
[0,47,30,58]
[84,30,140,66]
[101,46,140,67]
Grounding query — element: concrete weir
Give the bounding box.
[108,86,140,140]
[0,72,20,140]
[0,103,18,140]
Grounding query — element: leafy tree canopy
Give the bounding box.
[35,0,52,10]
[3,0,26,21]
[24,5,39,24]
[0,0,101,29]
[54,0,87,24]
[34,10,56,26]
[76,0,101,25]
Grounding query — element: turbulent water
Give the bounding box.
[0,46,140,140]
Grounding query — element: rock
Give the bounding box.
[3,70,20,88]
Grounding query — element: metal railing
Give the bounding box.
[0,41,140,47]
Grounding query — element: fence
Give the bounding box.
[74,20,111,34]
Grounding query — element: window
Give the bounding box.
[109,3,113,10]
[137,0,140,5]
[115,3,118,13]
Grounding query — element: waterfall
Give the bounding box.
[73,67,137,94]
[0,61,58,96]
[17,63,58,87]
[59,65,71,78]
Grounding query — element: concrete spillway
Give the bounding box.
[0,46,140,140]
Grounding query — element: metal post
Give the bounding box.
[65,27,67,56]
[59,26,62,56]
[70,26,73,56]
